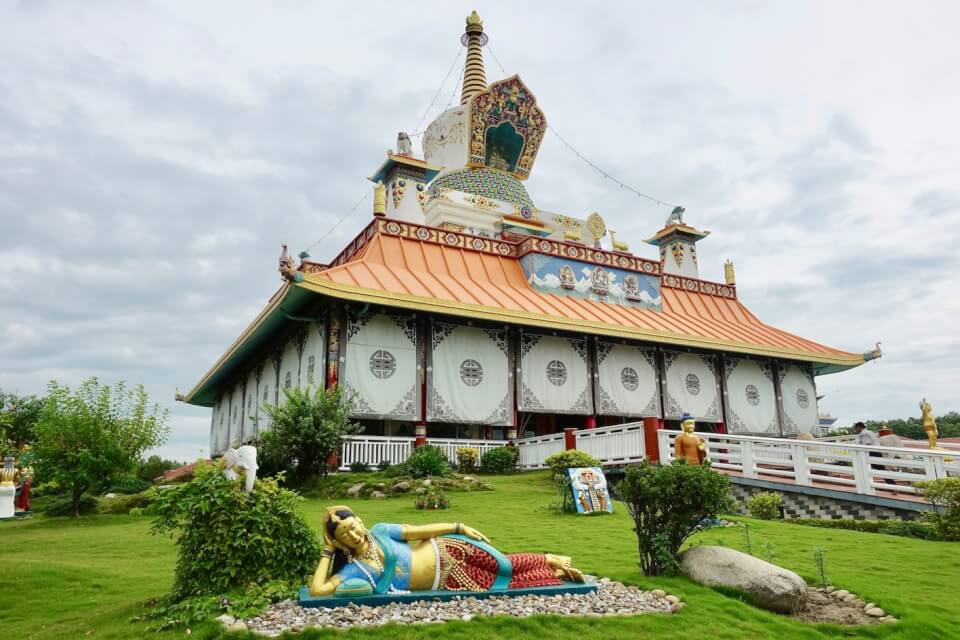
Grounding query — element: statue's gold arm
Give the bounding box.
[401,522,489,543]
[309,554,340,596]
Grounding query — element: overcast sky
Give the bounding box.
[2,2,958,461]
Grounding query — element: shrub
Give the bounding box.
[784,518,938,540]
[918,477,960,541]
[617,459,734,575]
[97,490,156,514]
[415,485,450,510]
[746,492,782,520]
[403,445,450,478]
[42,493,97,516]
[104,475,153,495]
[150,460,321,600]
[543,449,601,512]
[258,386,362,481]
[348,461,370,473]
[456,447,479,473]
[479,446,518,474]
[377,460,392,472]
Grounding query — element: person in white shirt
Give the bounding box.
[855,422,894,485]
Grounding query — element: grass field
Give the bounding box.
[2,471,959,639]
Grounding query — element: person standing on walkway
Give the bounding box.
[855,422,894,485]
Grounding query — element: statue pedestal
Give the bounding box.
[298,579,597,608]
[0,484,16,520]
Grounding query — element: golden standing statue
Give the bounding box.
[674,414,707,465]
[920,398,938,449]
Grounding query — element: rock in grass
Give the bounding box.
[392,481,411,493]
[346,483,366,497]
[680,546,807,614]
[651,589,666,598]
[370,491,387,499]
[865,607,886,617]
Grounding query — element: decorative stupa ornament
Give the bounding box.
[585,212,607,249]
[373,181,387,217]
[461,11,489,105]
[643,206,710,279]
[724,260,736,285]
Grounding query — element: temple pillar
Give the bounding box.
[585,415,597,429]
[484,425,493,440]
[643,417,661,463]
[415,423,427,447]
[564,427,578,451]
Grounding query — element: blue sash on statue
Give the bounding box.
[370,526,398,594]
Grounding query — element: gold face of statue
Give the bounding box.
[333,515,366,551]
[682,420,696,434]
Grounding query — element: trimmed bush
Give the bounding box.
[479,446,518,474]
[456,447,479,473]
[785,518,938,540]
[98,490,156,514]
[348,461,370,473]
[150,461,321,600]
[104,476,153,495]
[918,477,960,541]
[746,492,782,520]
[403,445,450,478]
[543,449,601,512]
[617,459,734,575]
[377,460,392,472]
[42,493,97,516]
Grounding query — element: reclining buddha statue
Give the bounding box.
[309,505,586,597]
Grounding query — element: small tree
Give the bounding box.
[543,449,601,512]
[258,386,361,482]
[617,459,734,575]
[33,378,169,517]
[918,477,960,541]
[0,390,44,451]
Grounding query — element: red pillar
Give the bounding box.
[643,416,661,463]
[564,427,578,451]
[414,423,427,448]
[484,425,493,440]
[585,415,597,429]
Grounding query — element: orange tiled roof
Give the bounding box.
[298,222,864,369]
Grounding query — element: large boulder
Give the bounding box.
[680,546,807,613]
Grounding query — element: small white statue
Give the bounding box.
[223,445,259,493]
[396,131,413,156]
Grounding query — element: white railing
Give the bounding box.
[340,435,415,470]
[429,438,511,467]
[575,423,646,465]
[516,433,566,469]
[657,430,960,497]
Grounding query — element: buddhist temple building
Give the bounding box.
[182,12,879,456]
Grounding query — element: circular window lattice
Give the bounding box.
[796,388,810,409]
[621,367,639,391]
[459,359,484,387]
[745,384,760,406]
[685,373,701,396]
[546,360,568,386]
[369,349,397,379]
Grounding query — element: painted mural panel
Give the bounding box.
[778,362,818,435]
[724,356,779,434]
[519,253,661,311]
[517,332,593,414]
[343,313,419,421]
[595,342,660,417]
[428,321,513,426]
[663,350,721,422]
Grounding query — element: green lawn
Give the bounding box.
[2,472,958,639]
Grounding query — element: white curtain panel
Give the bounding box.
[518,333,593,414]
[242,369,258,443]
[257,354,273,435]
[301,320,326,390]
[211,395,225,455]
[663,351,721,422]
[229,384,244,448]
[595,342,659,417]
[278,337,300,404]
[778,362,818,435]
[343,313,419,420]
[428,322,513,425]
[724,356,778,434]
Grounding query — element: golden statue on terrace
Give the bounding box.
[920,398,938,449]
[309,506,585,597]
[674,414,707,465]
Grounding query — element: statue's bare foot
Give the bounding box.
[546,554,585,582]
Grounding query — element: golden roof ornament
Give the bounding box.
[724,260,736,285]
[373,182,387,217]
[585,212,606,248]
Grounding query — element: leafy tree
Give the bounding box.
[33,378,169,517]
[0,390,44,451]
[257,386,361,482]
[617,459,734,575]
[138,455,182,482]
[834,412,960,440]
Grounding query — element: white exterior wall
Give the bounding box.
[422,106,469,176]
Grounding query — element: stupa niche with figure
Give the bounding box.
[181,12,878,458]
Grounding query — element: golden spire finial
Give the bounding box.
[724,259,736,285]
[460,11,488,105]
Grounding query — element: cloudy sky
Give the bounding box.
[2,1,958,461]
